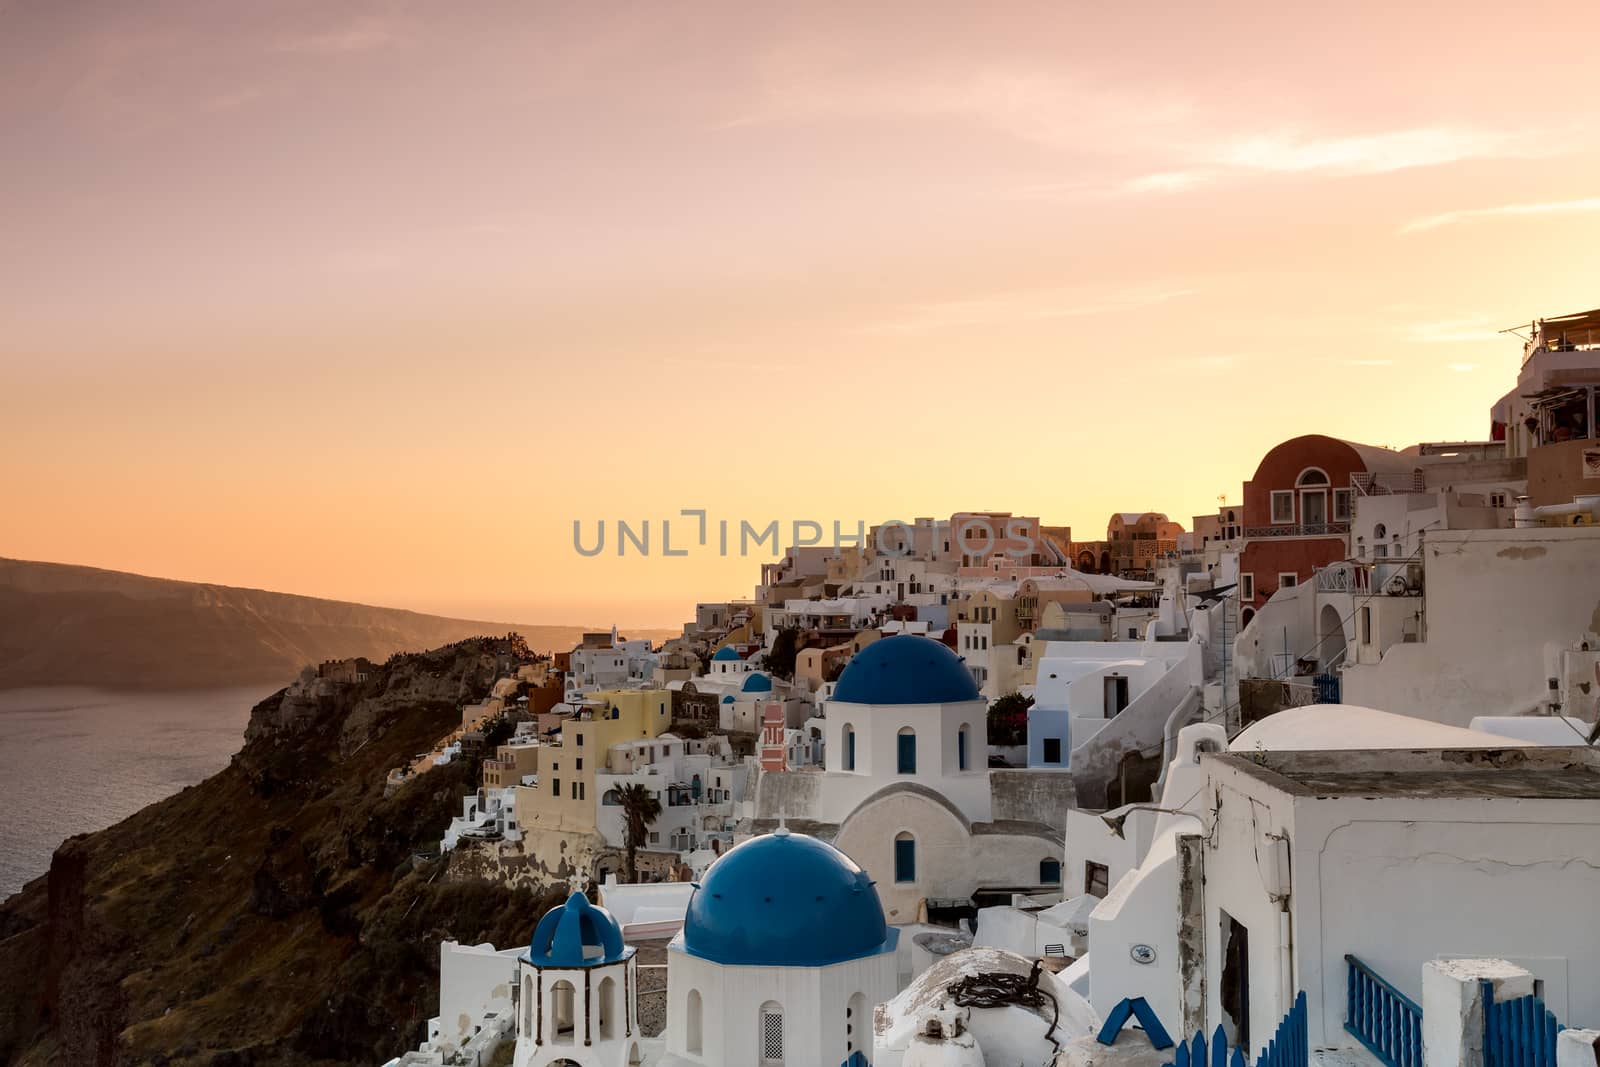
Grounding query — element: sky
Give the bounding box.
[4,0,1600,628]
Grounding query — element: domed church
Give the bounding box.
[756,635,1064,925]
[514,891,642,1067]
[661,828,899,1066]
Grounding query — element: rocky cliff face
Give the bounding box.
[0,638,565,1067]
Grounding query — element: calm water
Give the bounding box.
[0,686,277,901]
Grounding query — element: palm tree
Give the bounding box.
[617,783,662,883]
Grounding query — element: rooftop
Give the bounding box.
[1213,746,1600,800]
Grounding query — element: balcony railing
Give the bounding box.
[1244,522,1350,539]
[1313,562,1371,594]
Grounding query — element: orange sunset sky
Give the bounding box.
[4,1,1600,628]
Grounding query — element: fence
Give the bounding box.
[1345,954,1423,1067]
[1166,992,1307,1067]
[1483,985,1565,1067]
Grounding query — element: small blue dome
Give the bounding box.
[712,646,742,662]
[682,830,898,967]
[527,891,631,968]
[742,672,773,693]
[832,634,981,705]
[721,694,735,703]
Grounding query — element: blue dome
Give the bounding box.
[712,646,742,662]
[742,672,773,693]
[527,891,631,968]
[682,830,898,967]
[832,634,981,705]
[721,694,735,703]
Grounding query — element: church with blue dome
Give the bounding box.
[662,828,899,1066]
[514,891,641,1067]
[755,634,1063,928]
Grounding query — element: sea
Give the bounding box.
[0,685,278,901]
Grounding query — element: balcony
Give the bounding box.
[1244,522,1350,539]
[1313,561,1371,594]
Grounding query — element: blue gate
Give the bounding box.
[1345,954,1423,1067]
[1483,985,1565,1067]
[1166,991,1307,1067]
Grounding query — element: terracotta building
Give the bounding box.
[1237,434,1419,619]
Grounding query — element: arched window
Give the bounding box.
[1040,858,1062,884]
[550,979,577,1045]
[846,992,867,1056]
[601,789,621,806]
[760,1000,785,1064]
[523,973,535,1037]
[598,975,616,1040]
[957,723,971,771]
[894,831,916,883]
[686,989,703,1054]
[896,727,916,774]
[842,724,856,771]
[1296,467,1330,487]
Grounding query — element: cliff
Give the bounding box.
[0,558,672,689]
[0,638,566,1066]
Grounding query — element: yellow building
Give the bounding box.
[516,689,673,837]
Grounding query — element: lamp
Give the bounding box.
[1100,805,1197,839]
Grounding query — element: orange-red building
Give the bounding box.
[1237,434,1420,619]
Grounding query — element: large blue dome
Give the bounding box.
[742,672,773,693]
[832,634,981,705]
[711,646,742,662]
[682,830,898,967]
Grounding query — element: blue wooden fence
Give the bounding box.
[1483,985,1565,1067]
[1345,954,1423,1067]
[1166,991,1307,1067]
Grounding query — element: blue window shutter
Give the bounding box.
[897,732,916,774]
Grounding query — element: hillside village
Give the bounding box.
[380,312,1600,1067]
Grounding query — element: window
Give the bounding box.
[894,832,916,882]
[1373,543,1389,558]
[576,733,584,746]
[1085,861,1110,897]
[842,725,856,771]
[1360,606,1372,645]
[575,758,583,771]
[1042,737,1062,764]
[1278,573,1298,589]
[897,728,917,774]
[1271,491,1295,524]
[957,724,970,771]
[1296,467,1329,487]
[760,1002,784,1064]
[552,778,561,797]
[1490,491,1507,508]
[1333,488,1354,522]
[1040,858,1062,884]
[1240,573,1255,600]
[649,831,659,844]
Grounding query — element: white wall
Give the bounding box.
[1341,527,1600,724]
[437,941,520,1059]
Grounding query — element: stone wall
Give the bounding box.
[989,769,1075,832]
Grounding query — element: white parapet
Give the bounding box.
[1556,1030,1600,1067]
[1422,959,1536,1067]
